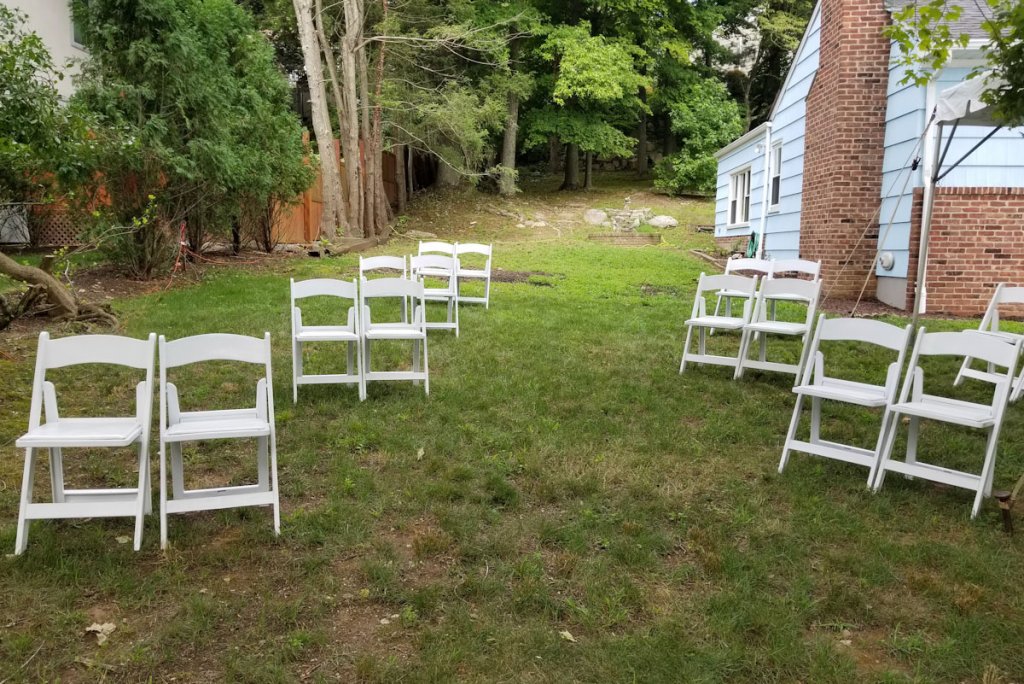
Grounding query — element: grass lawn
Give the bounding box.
[1,172,1023,682]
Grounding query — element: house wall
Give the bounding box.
[7,0,86,99]
[799,0,891,299]
[876,63,1024,308]
[713,131,766,246]
[905,187,1024,316]
[761,4,821,260]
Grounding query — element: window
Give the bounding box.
[769,143,782,210]
[729,168,751,226]
[72,3,87,48]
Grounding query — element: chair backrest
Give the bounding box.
[980,283,1024,332]
[410,254,457,275]
[759,276,820,301]
[419,241,455,256]
[359,255,407,279]
[160,333,271,369]
[800,315,912,391]
[697,272,758,297]
[770,258,821,281]
[291,277,357,302]
[724,257,772,276]
[456,243,492,258]
[360,276,425,301]
[28,332,157,428]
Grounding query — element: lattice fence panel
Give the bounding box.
[31,205,82,246]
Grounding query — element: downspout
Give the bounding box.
[757,122,773,259]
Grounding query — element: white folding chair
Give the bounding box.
[955,283,1024,402]
[418,241,456,257]
[874,329,1022,518]
[735,277,821,379]
[679,272,758,373]
[360,277,429,395]
[291,278,364,403]
[766,258,822,319]
[780,316,913,485]
[360,255,409,321]
[158,333,280,548]
[455,243,492,308]
[710,257,772,334]
[410,254,459,336]
[13,332,156,554]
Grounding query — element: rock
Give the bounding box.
[405,230,438,239]
[516,223,526,229]
[584,209,609,226]
[649,215,679,229]
[524,220,548,228]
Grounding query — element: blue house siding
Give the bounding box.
[760,3,819,260]
[714,132,765,243]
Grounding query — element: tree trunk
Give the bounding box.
[314,0,354,236]
[370,0,392,238]
[358,41,376,238]
[584,151,593,190]
[340,0,364,233]
[0,250,116,325]
[560,143,580,190]
[636,89,649,178]
[293,0,343,239]
[407,145,416,194]
[548,136,561,174]
[498,41,521,197]
[396,143,407,214]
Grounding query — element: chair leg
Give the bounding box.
[973,427,1001,519]
[679,325,694,374]
[134,442,148,551]
[49,447,65,503]
[873,410,901,493]
[358,337,367,401]
[423,334,430,396]
[734,328,751,380]
[954,355,972,387]
[347,341,355,376]
[269,434,281,536]
[484,277,490,309]
[1011,365,1024,402]
[758,331,768,363]
[15,448,36,555]
[292,339,299,404]
[160,440,168,549]
[257,436,270,492]
[867,409,894,488]
[698,327,706,359]
[810,398,822,444]
[170,443,185,499]
[453,295,460,337]
[905,417,920,477]
[412,340,421,386]
[779,394,805,473]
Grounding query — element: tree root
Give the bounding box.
[0,250,119,331]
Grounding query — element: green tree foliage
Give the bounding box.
[0,7,93,204]
[655,76,743,194]
[71,0,313,275]
[886,0,1024,126]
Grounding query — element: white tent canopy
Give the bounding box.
[912,72,1007,323]
[934,72,1006,126]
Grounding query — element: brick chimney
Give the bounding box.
[799,0,891,298]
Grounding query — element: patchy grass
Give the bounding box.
[1,172,1023,682]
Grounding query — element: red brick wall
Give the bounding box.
[905,187,1024,316]
[799,0,891,298]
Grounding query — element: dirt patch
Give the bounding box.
[378,516,456,590]
[491,268,563,284]
[821,297,904,318]
[640,283,682,298]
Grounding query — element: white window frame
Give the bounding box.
[728,167,752,227]
[768,142,782,212]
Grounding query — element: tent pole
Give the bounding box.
[911,122,944,328]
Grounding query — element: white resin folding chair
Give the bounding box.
[14,332,156,554]
[410,254,460,336]
[418,240,455,256]
[159,333,280,548]
[874,329,1022,518]
[779,316,913,485]
[955,283,1024,402]
[360,255,409,321]
[455,243,493,308]
[679,272,758,373]
[710,256,772,334]
[765,258,822,319]
[360,277,429,395]
[734,277,821,379]
[291,278,364,402]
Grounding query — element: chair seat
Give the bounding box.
[794,378,888,407]
[295,325,358,342]
[716,288,753,299]
[416,267,452,278]
[686,315,746,330]
[458,268,488,278]
[164,409,270,442]
[16,417,143,448]
[365,323,427,340]
[745,320,809,336]
[889,395,996,428]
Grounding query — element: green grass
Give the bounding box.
[1,172,1023,682]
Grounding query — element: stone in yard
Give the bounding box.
[649,215,678,229]
[584,209,609,225]
[405,230,438,239]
